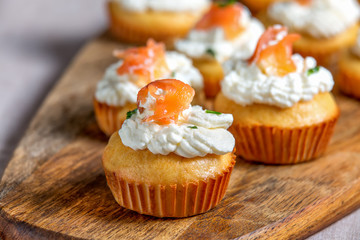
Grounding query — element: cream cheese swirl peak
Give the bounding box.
[119,79,235,158]
[222,55,334,108]
[119,106,235,158]
[268,0,360,38]
[175,3,264,62]
[221,25,334,108]
[113,0,210,13]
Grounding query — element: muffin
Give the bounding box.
[175,1,264,97]
[215,25,339,164]
[338,30,360,98]
[102,79,236,217]
[259,0,360,66]
[108,0,210,45]
[94,39,204,136]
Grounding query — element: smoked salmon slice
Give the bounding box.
[137,79,195,125]
[248,26,301,77]
[114,39,169,85]
[195,2,245,40]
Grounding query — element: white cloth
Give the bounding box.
[0,0,358,239]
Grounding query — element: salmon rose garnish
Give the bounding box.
[114,39,169,86]
[248,26,301,77]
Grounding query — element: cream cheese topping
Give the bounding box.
[175,8,264,62]
[352,30,360,58]
[119,105,235,158]
[268,0,360,38]
[95,52,203,106]
[113,0,210,13]
[221,54,334,108]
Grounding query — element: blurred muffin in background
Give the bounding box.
[338,29,360,99]
[258,0,360,66]
[108,0,210,45]
[175,1,264,97]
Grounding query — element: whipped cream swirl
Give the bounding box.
[268,0,360,38]
[175,8,264,62]
[113,0,210,12]
[221,54,334,108]
[119,106,235,158]
[95,52,203,106]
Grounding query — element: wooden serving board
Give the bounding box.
[1,34,360,240]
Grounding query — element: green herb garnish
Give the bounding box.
[206,48,216,58]
[171,71,176,77]
[217,0,236,8]
[307,66,320,76]
[126,108,138,119]
[205,110,222,115]
[188,126,198,129]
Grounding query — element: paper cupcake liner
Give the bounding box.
[104,159,235,218]
[108,2,192,45]
[93,98,136,136]
[338,55,360,99]
[230,115,339,164]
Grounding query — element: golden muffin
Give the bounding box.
[215,26,339,164]
[103,79,236,217]
[103,133,235,217]
[108,0,210,45]
[258,0,360,67]
[175,1,264,98]
[94,40,204,136]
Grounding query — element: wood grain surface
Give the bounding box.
[0,34,360,240]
